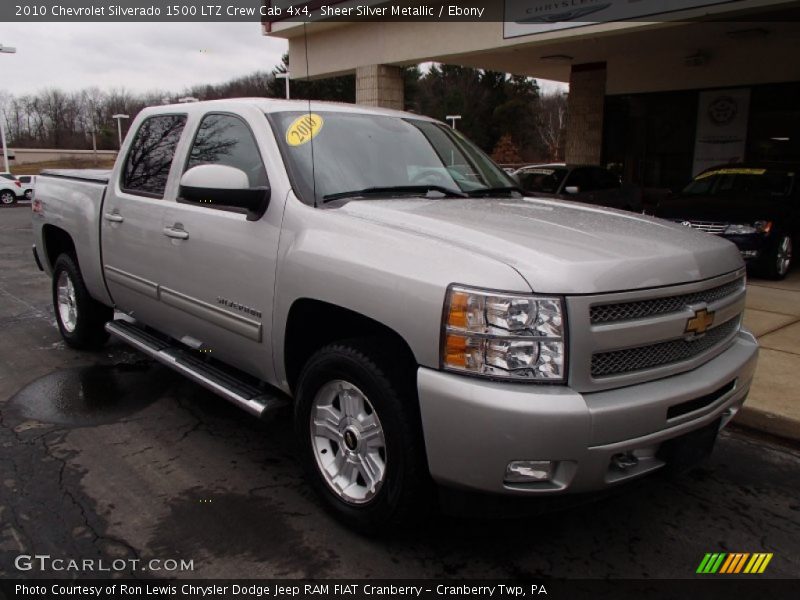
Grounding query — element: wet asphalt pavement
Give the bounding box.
[1,205,799,580]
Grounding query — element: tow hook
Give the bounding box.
[611,452,639,471]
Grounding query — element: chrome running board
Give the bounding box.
[106,320,288,419]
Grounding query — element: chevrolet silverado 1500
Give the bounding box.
[31,99,758,530]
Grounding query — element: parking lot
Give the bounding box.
[1,204,799,579]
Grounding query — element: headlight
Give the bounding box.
[441,286,566,381]
[724,221,772,235]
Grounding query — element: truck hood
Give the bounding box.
[336,196,743,294]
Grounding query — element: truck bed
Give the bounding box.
[33,168,112,306]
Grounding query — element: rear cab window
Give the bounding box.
[120,115,187,198]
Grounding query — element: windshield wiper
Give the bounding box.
[466,186,524,198]
[322,185,467,203]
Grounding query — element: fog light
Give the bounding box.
[504,460,554,483]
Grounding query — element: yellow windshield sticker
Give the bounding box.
[286,114,323,147]
[696,167,766,179]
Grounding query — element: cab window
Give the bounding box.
[185,113,268,188]
[564,168,592,192]
[121,115,187,198]
[518,168,566,193]
[593,168,621,190]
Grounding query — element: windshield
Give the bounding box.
[516,167,568,194]
[683,168,795,199]
[269,111,517,205]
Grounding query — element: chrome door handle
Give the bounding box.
[163,227,189,240]
[104,212,124,223]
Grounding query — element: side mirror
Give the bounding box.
[179,164,270,221]
[564,185,580,195]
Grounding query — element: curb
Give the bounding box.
[734,405,800,443]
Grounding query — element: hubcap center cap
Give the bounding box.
[343,427,359,451]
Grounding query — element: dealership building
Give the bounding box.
[266,0,800,189]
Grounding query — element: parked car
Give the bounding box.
[512,163,643,212]
[32,99,756,531]
[17,175,36,201]
[655,163,798,279]
[0,173,22,205]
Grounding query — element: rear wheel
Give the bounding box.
[295,341,429,532]
[1,190,16,205]
[24,190,32,201]
[52,254,113,350]
[763,234,793,280]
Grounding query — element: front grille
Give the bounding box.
[674,220,727,234]
[590,278,744,324]
[591,317,739,378]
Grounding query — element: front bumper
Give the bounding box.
[721,233,769,263]
[418,330,758,495]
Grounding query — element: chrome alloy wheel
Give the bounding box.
[310,380,387,505]
[777,235,793,276]
[56,270,78,333]
[0,191,14,205]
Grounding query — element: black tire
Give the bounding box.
[762,233,793,280]
[52,254,113,350]
[24,190,33,201]
[294,340,430,533]
[0,190,16,206]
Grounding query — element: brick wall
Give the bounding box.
[355,65,404,110]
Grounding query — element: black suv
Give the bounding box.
[656,164,797,279]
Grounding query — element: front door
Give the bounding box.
[158,112,281,381]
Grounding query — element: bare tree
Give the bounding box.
[538,92,568,161]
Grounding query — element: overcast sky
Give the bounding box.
[0,22,288,96]
[0,22,565,97]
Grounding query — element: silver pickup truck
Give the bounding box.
[31,99,758,530]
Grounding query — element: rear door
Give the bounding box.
[158,111,281,381]
[101,113,187,329]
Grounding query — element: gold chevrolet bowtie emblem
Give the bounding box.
[686,308,715,335]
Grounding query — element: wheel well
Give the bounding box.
[42,225,76,270]
[284,299,418,394]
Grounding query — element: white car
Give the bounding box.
[0,173,22,205]
[17,175,35,201]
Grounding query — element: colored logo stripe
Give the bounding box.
[697,553,773,574]
[697,553,726,573]
[720,553,749,573]
[744,553,773,574]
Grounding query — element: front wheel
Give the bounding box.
[294,341,429,532]
[52,254,113,350]
[24,190,33,201]
[763,234,793,280]
[0,190,16,205]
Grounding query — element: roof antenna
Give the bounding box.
[303,20,318,208]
